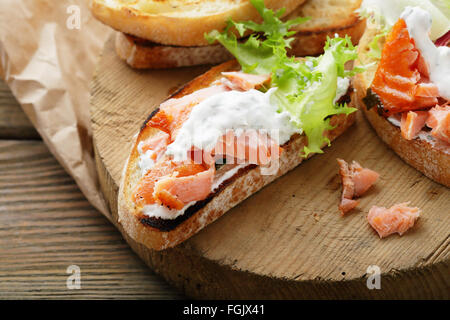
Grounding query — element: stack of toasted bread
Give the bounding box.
[91,0,365,69]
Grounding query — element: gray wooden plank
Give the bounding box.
[0,140,184,299]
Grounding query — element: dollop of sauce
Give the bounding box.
[165,88,299,162]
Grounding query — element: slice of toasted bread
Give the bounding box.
[354,25,450,187]
[114,0,366,69]
[287,0,365,56]
[90,0,305,47]
[118,60,357,250]
[115,33,233,69]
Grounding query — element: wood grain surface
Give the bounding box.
[0,82,40,140]
[0,82,184,299]
[90,35,450,299]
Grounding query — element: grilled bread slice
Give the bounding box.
[118,60,357,250]
[354,25,450,187]
[90,0,305,47]
[114,0,366,69]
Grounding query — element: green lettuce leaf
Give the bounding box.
[206,0,362,156]
[274,37,359,156]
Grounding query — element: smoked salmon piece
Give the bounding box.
[153,166,215,209]
[155,189,185,211]
[367,202,420,238]
[221,71,271,91]
[400,111,428,140]
[213,130,282,165]
[426,105,450,144]
[337,159,379,215]
[371,19,438,116]
[148,85,229,137]
[133,158,212,208]
[139,131,170,161]
[133,160,178,206]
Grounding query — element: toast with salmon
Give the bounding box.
[118,60,356,250]
[118,1,362,250]
[354,2,450,187]
[112,0,366,69]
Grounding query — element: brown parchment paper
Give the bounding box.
[0,0,112,217]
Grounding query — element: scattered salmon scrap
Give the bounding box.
[367,202,420,238]
[222,71,271,91]
[426,105,450,144]
[400,111,428,140]
[371,19,438,116]
[337,159,380,215]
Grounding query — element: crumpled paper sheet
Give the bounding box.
[0,0,112,217]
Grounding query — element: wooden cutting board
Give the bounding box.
[90,35,449,299]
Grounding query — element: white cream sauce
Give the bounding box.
[165,88,299,162]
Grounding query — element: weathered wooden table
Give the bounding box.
[0,80,184,299]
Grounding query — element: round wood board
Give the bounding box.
[90,35,449,299]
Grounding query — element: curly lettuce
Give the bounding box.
[206,0,362,156]
[277,37,362,156]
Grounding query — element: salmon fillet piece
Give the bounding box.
[337,159,379,215]
[367,202,420,238]
[400,111,429,140]
[221,71,271,91]
[426,105,450,144]
[133,160,179,206]
[148,85,230,136]
[139,131,170,161]
[154,166,215,210]
[213,130,282,166]
[371,19,438,116]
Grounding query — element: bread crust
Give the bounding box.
[354,27,450,187]
[90,0,305,46]
[118,59,357,250]
[115,33,233,69]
